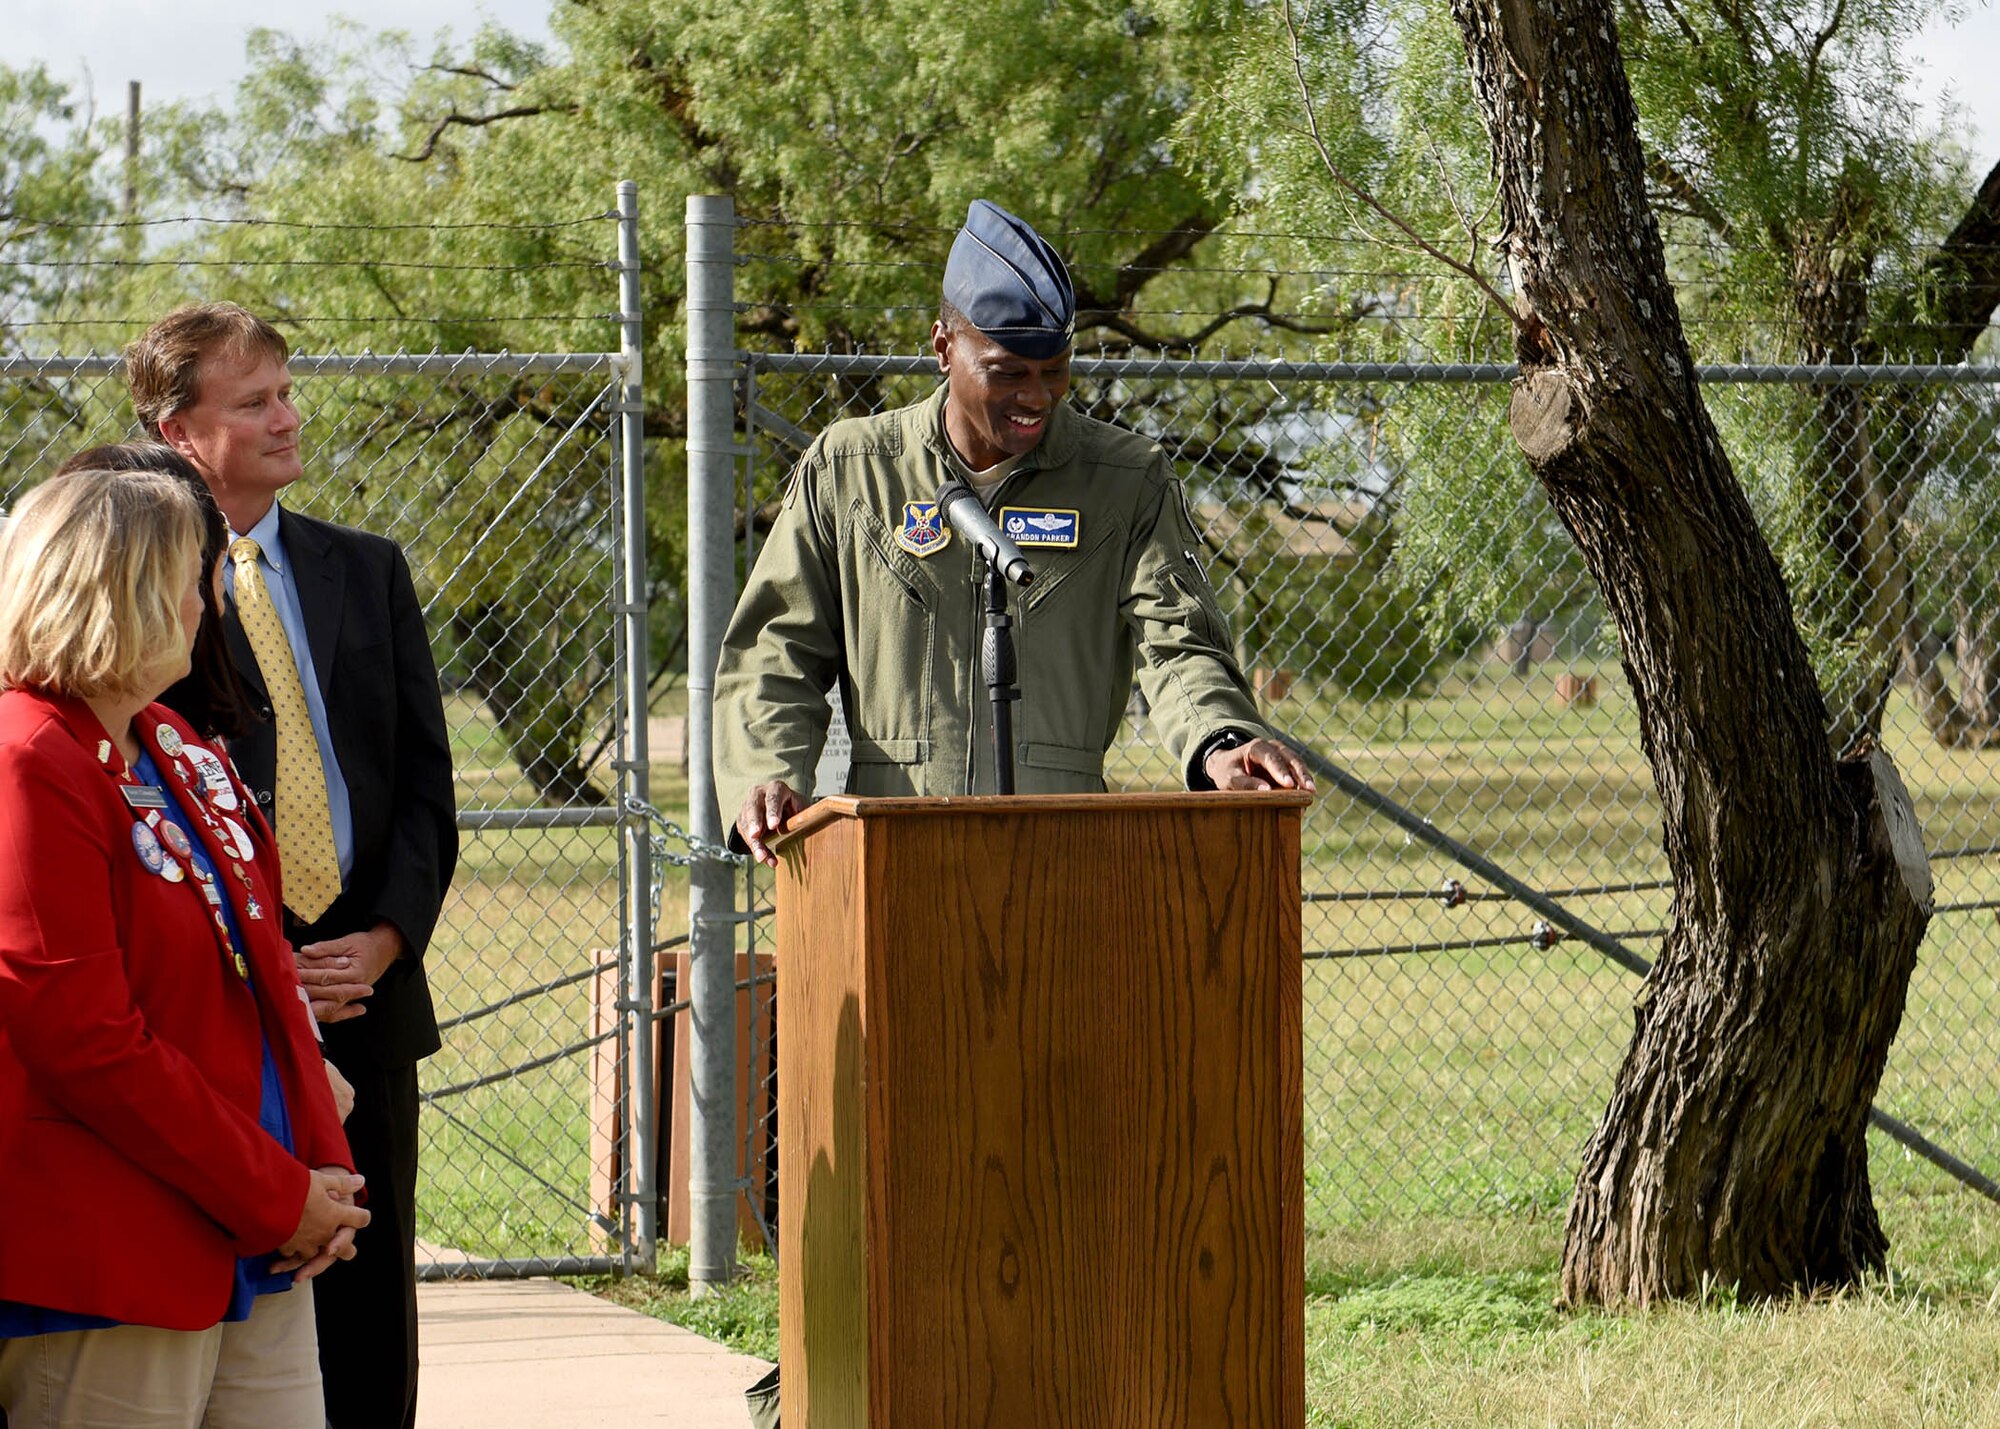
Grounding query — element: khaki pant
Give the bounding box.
[0,1282,320,1429]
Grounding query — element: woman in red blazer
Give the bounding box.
[0,468,365,1427]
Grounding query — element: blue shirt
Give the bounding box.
[0,754,297,1337]
[225,502,356,883]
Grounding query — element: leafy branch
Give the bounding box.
[1280,0,1523,331]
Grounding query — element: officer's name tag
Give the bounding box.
[998,507,1081,548]
[120,784,169,809]
[895,501,953,557]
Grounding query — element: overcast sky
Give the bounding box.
[15,0,555,111]
[13,1,2000,171]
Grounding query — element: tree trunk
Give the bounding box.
[1800,382,1909,750]
[452,602,608,807]
[1954,599,2000,729]
[1448,0,1933,1306]
[1901,619,1967,745]
[1785,220,1936,754]
[1845,161,2000,750]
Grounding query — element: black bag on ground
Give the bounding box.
[745,1364,780,1429]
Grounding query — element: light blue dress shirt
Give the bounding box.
[226,502,356,883]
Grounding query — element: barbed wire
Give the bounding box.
[735,249,1958,292]
[10,211,617,232]
[737,213,2000,259]
[1307,927,1668,959]
[1,314,615,327]
[741,299,2000,333]
[753,301,1402,319]
[424,1027,618,1102]
[0,257,608,272]
[1307,875,1681,904]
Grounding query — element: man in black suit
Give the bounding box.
[128,303,458,1429]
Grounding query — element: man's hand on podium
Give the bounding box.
[738,779,808,868]
[1204,737,1317,794]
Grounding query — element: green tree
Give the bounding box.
[1448,0,1933,1307]
[1611,0,2000,750]
[0,62,125,491]
[117,3,1389,800]
[0,62,117,329]
[1180,0,2000,749]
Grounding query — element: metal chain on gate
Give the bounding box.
[623,793,747,867]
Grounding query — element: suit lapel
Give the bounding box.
[280,508,345,699]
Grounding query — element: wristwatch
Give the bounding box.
[1191,727,1254,788]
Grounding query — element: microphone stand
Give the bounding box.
[935,478,1033,795]
[981,558,1021,794]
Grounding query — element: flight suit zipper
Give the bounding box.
[964,549,981,794]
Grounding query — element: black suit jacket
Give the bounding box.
[221,507,459,1070]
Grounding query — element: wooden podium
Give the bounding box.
[774,792,1308,1428]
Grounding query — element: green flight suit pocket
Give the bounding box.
[1018,742,1105,777]
[1162,566,1232,652]
[851,736,929,765]
[849,504,937,751]
[1019,524,1119,616]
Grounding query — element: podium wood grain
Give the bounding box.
[777,794,1306,1428]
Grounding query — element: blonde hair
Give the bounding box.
[0,468,203,699]
[125,302,290,437]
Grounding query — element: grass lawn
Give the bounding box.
[414,688,700,1266]
[596,1193,2000,1426]
[429,657,2000,1422]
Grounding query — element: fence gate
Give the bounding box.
[0,338,658,1280]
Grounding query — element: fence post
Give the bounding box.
[685,192,741,1292]
[615,180,659,1274]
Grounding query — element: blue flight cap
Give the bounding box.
[943,199,1076,359]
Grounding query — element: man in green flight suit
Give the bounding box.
[715,198,1312,866]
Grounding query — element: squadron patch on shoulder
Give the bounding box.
[997,506,1081,549]
[895,501,953,557]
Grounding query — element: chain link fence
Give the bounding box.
[10,191,1994,1281]
[0,201,657,1275]
[720,341,2000,1247]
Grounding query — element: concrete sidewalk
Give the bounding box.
[416,1279,771,1429]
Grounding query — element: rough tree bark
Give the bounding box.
[1447,0,1934,1305]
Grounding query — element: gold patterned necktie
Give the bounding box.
[229,536,342,922]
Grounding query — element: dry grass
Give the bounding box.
[1307,1291,2000,1427]
[433,666,2000,1426]
[1287,1194,2000,1425]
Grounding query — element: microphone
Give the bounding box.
[936,480,1035,587]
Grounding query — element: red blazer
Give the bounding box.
[0,689,353,1331]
